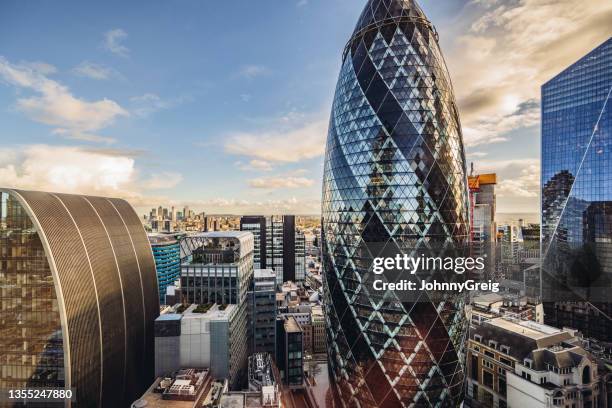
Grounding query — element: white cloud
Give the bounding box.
[238,65,270,79]
[240,93,252,102]
[297,0,308,7]
[236,159,274,172]
[225,115,327,163]
[445,0,612,146]
[73,61,116,80]
[130,93,169,117]
[0,145,182,208]
[0,57,128,143]
[0,145,135,194]
[248,176,314,189]
[473,158,540,199]
[103,28,129,57]
[142,172,183,190]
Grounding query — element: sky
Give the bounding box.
[0,0,610,216]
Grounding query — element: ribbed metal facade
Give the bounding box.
[0,189,159,407]
[321,0,469,406]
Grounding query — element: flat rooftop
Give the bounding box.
[284,316,302,333]
[254,269,276,279]
[487,317,563,340]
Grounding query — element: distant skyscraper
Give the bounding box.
[241,216,267,269]
[240,215,305,284]
[541,38,612,342]
[0,189,159,407]
[149,234,181,305]
[321,0,470,406]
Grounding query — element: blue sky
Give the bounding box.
[0,0,610,215]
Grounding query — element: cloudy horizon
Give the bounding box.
[0,0,610,216]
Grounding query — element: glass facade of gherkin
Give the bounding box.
[321,0,470,406]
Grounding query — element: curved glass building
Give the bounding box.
[149,234,181,305]
[0,189,159,407]
[321,0,470,406]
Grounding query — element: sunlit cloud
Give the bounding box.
[248,176,314,190]
[0,57,128,143]
[225,113,327,163]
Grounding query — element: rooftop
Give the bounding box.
[487,318,563,340]
[254,269,276,280]
[284,316,302,334]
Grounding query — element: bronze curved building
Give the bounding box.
[0,189,159,407]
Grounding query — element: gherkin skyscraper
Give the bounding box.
[321,0,470,406]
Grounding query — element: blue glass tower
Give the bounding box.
[321,0,470,406]
[541,38,612,342]
[149,234,181,304]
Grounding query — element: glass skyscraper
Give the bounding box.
[149,234,181,305]
[541,37,612,342]
[0,189,159,407]
[321,0,470,406]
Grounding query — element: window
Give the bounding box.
[524,359,532,369]
[499,357,513,367]
[521,372,532,381]
[500,345,510,354]
[474,335,483,343]
[499,378,507,397]
[483,371,494,388]
[485,350,495,358]
[472,384,478,400]
[489,340,498,349]
[471,355,479,381]
[483,360,494,369]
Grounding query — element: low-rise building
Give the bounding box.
[132,369,210,408]
[467,317,603,408]
[154,304,248,389]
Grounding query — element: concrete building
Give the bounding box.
[180,231,254,306]
[467,317,603,408]
[132,369,210,408]
[247,353,280,407]
[311,305,326,354]
[154,304,248,389]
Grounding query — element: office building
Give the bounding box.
[240,215,306,284]
[541,38,612,342]
[249,269,277,355]
[311,305,326,354]
[149,234,181,305]
[0,189,159,407]
[180,231,254,306]
[240,216,267,269]
[467,317,602,408]
[321,0,470,405]
[276,316,303,388]
[154,304,248,389]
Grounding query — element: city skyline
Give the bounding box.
[0,0,611,216]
